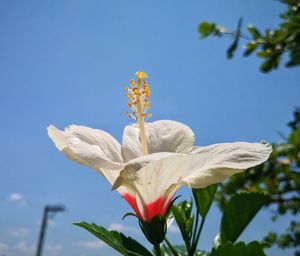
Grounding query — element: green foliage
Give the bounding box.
[215,109,300,255]
[211,241,267,256]
[171,189,269,255]
[161,244,210,256]
[198,22,216,38]
[74,222,152,256]
[171,184,218,256]
[198,0,300,72]
[75,189,271,256]
[227,18,243,59]
[193,184,218,218]
[74,110,288,255]
[220,192,269,244]
[265,221,300,255]
[247,25,261,39]
[172,199,195,251]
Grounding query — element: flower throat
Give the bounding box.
[126,71,151,155]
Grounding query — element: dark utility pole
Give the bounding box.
[36,204,65,256]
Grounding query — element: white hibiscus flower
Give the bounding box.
[48,71,272,223]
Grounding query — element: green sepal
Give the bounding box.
[137,196,180,246]
[139,215,167,245]
[122,212,141,221]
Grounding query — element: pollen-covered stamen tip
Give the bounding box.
[135,71,148,80]
[125,71,151,155]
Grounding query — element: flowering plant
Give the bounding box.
[48,72,272,255]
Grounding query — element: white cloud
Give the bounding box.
[14,241,35,255]
[108,223,139,234]
[9,227,30,237]
[45,244,62,256]
[13,241,61,256]
[8,192,27,206]
[9,193,23,201]
[167,223,179,233]
[0,242,8,254]
[78,240,106,249]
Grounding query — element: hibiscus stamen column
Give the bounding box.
[126,71,151,155]
[126,72,165,255]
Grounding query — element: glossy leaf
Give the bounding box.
[286,50,300,67]
[288,129,300,145]
[211,241,267,256]
[213,233,221,249]
[247,25,261,39]
[193,184,218,218]
[220,192,269,244]
[74,222,152,256]
[198,0,300,72]
[172,200,194,249]
[260,59,274,73]
[244,41,259,56]
[227,18,242,59]
[198,22,216,38]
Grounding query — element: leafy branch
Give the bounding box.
[198,0,300,72]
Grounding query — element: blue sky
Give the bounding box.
[0,0,299,255]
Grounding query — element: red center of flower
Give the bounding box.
[123,193,171,222]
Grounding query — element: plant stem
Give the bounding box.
[154,243,162,256]
[190,216,206,256]
[191,211,199,247]
[164,237,179,256]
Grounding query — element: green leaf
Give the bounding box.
[211,241,267,256]
[172,200,194,249]
[247,25,261,39]
[193,184,218,218]
[286,50,300,67]
[260,59,274,73]
[213,233,221,249]
[227,38,239,59]
[244,41,259,56]
[220,192,269,244]
[195,250,211,256]
[227,18,243,59]
[198,22,216,38]
[288,129,300,145]
[257,50,274,58]
[74,222,152,256]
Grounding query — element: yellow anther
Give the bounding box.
[135,71,148,80]
[125,71,151,155]
[130,79,135,86]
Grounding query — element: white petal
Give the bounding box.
[121,124,142,163]
[183,141,272,187]
[112,152,182,190]
[121,120,195,162]
[48,125,135,197]
[114,141,272,205]
[48,125,124,171]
